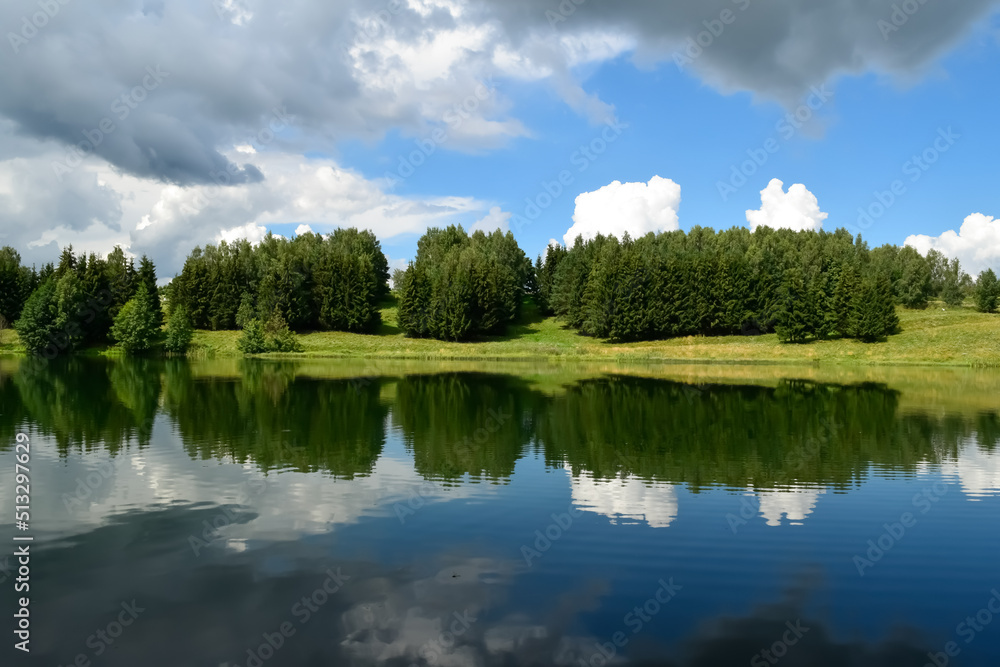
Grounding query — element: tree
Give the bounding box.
[110,283,160,353]
[237,318,269,354]
[896,246,932,309]
[940,258,966,307]
[774,268,812,344]
[263,312,303,352]
[974,269,999,313]
[235,292,256,329]
[163,305,194,354]
[852,273,899,342]
[137,255,163,327]
[14,279,60,355]
[0,246,34,326]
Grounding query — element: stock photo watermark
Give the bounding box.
[852,480,948,576]
[673,0,755,70]
[7,0,71,54]
[520,505,584,567]
[229,567,350,667]
[578,577,682,667]
[385,78,499,190]
[878,0,933,40]
[851,126,959,233]
[546,0,586,28]
[751,620,810,667]
[54,600,145,666]
[716,85,834,202]
[51,65,171,179]
[924,588,1000,667]
[511,117,628,234]
[188,476,270,556]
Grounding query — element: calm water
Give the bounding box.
[1,358,999,666]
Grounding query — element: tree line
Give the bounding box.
[395,226,532,340]
[167,229,389,334]
[0,245,166,358]
[4,361,995,488]
[2,222,998,353]
[534,227,997,343]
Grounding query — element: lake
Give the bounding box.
[1,357,999,666]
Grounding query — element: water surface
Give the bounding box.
[1,358,998,666]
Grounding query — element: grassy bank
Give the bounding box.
[1,301,998,366]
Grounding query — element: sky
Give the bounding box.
[1,0,999,280]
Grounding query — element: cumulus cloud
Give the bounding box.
[0,140,489,276]
[904,213,1000,276]
[745,178,827,232]
[563,175,681,246]
[566,467,678,529]
[469,205,511,234]
[753,487,825,527]
[294,223,314,236]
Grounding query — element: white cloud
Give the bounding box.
[217,223,269,245]
[753,487,825,527]
[566,466,678,529]
[294,224,314,236]
[0,140,490,278]
[935,438,1000,500]
[563,176,681,246]
[904,213,1000,276]
[469,206,511,234]
[745,179,827,232]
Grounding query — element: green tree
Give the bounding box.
[163,305,194,354]
[774,268,812,344]
[237,318,269,354]
[852,273,899,342]
[974,269,999,313]
[263,312,303,352]
[896,246,932,309]
[110,283,160,353]
[0,246,35,326]
[14,279,60,355]
[137,255,163,327]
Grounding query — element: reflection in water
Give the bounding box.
[566,466,679,528]
[1,358,1000,666]
[937,438,1000,500]
[3,358,999,493]
[754,487,826,526]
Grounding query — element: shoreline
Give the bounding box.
[2,303,998,368]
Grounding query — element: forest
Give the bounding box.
[0,223,998,355]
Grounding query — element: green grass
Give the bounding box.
[2,300,998,367]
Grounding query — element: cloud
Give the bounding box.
[565,467,678,529]
[469,206,511,234]
[904,213,1000,276]
[745,178,827,232]
[563,175,681,246]
[0,140,488,277]
[216,222,268,245]
[753,487,825,526]
[294,223,314,236]
[1,0,993,188]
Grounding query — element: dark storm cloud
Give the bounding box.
[0,0,996,186]
[479,0,999,102]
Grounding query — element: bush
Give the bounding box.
[237,318,269,354]
[263,312,303,352]
[164,305,194,354]
[237,313,303,354]
[110,283,160,353]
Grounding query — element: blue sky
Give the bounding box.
[1,0,998,277]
